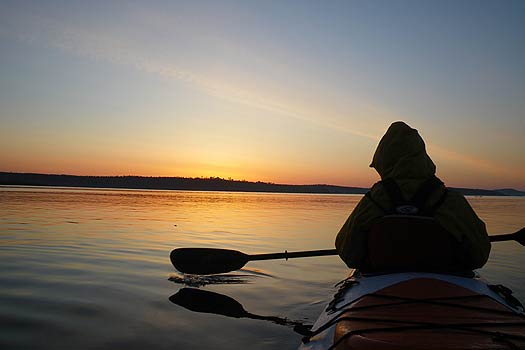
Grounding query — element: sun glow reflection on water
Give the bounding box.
[0,187,523,349]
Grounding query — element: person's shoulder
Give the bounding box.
[370,181,381,190]
[351,181,388,218]
[442,187,472,206]
[366,180,391,205]
[444,187,466,198]
[368,180,385,196]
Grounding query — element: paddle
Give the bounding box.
[170,247,337,275]
[170,228,524,275]
[169,287,312,335]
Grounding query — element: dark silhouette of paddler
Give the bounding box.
[336,121,490,272]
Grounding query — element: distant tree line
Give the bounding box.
[0,172,368,194]
[0,172,522,196]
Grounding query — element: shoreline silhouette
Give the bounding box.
[0,172,522,196]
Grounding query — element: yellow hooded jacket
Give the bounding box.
[335,122,491,270]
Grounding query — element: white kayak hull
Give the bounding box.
[299,271,525,350]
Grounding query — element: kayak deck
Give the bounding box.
[300,272,525,350]
[334,277,525,349]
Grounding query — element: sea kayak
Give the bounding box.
[298,270,525,350]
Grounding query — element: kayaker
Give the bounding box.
[335,121,491,272]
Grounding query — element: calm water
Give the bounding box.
[0,187,524,350]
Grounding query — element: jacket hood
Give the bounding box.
[370,121,436,179]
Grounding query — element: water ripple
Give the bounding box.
[168,273,259,287]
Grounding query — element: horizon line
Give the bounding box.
[1,171,522,193]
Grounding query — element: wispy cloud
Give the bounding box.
[429,144,524,186]
[1,10,381,140]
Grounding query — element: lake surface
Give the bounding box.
[0,187,524,350]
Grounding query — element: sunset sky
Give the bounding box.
[1,1,523,190]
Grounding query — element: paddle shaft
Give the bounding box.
[249,249,337,261]
[490,232,520,242]
[490,228,524,245]
[490,233,513,242]
[249,230,523,261]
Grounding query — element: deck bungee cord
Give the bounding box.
[302,283,525,344]
[298,271,525,350]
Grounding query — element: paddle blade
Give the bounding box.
[170,248,249,275]
[169,288,248,318]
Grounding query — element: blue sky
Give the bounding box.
[0,0,523,189]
